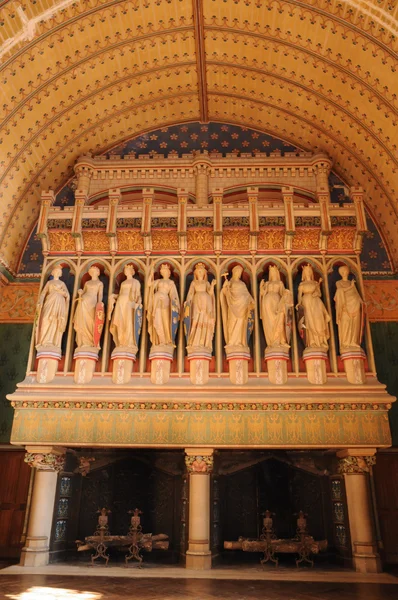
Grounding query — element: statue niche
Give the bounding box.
[220,264,255,384]
[109,264,142,351]
[260,264,293,385]
[334,264,367,384]
[296,264,330,385]
[34,265,70,383]
[147,263,180,384]
[108,264,143,384]
[73,265,105,384]
[184,262,216,385]
[35,266,70,350]
[73,266,104,350]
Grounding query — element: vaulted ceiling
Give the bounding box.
[0,0,397,274]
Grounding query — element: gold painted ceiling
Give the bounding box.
[0,0,397,274]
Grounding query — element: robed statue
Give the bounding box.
[220,265,255,349]
[296,264,330,349]
[184,263,216,351]
[35,266,70,349]
[334,265,365,351]
[146,263,180,348]
[73,266,104,348]
[260,265,293,348]
[108,264,143,350]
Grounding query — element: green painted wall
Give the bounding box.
[371,322,398,446]
[0,324,32,443]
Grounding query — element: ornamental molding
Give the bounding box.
[337,455,376,474]
[24,451,65,472]
[10,399,392,412]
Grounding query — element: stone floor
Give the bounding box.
[0,574,397,600]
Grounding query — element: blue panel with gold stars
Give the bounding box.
[106,122,298,157]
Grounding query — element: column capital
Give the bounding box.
[337,449,376,474]
[24,446,66,472]
[185,448,214,474]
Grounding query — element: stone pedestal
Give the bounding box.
[73,347,99,384]
[303,348,328,385]
[264,347,289,385]
[149,344,174,385]
[225,345,250,385]
[185,448,213,570]
[111,346,137,384]
[341,348,366,384]
[187,347,211,385]
[337,449,382,573]
[36,346,61,383]
[20,448,65,567]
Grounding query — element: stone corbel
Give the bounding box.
[212,188,223,254]
[24,446,67,472]
[177,188,188,254]
[37,190,55,253]
[282,186,295,254]
[141,188,154,254]
[247,186,259,254]
[106,188,120,253]
[350,187,367,253]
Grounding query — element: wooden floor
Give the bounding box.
[0,575,397,600]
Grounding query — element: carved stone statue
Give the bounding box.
[147,263,180,348]
[296,264,330,349]
[35,266,70,349]
[334,265,364,351]
[184,263,216,351]
[109,264,142,350]
[73,266,104,348]
[220,265,255,349]
[260,265,293,348]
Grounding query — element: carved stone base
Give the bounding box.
[303,348,328,385]
[36,346,61,383]
[341,349,366,384]
[73,347,99,384]
[225,346,250,385]
[264,347,289,385]
[20,536,50,567]
[111,346,137,384]
[186,550,212,570]
[187,347,212,385]
[149,345,174,385]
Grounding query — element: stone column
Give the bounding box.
[185,448,213,569]
[20,447,66,567]
[337,449,381,573]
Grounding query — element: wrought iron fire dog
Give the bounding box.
[224,510,327,567]
[76,507,169,566]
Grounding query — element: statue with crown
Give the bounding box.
[184,262,216,385]
[146,263,180,384]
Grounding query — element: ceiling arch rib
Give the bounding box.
[0,0,396,274]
